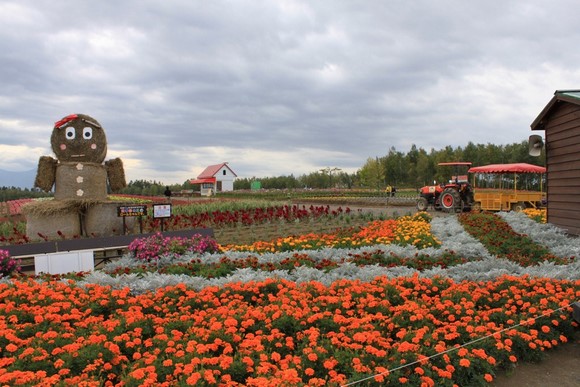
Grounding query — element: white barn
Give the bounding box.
[189,162,237,196]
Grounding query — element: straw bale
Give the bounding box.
[54,162,108,201]
[105,157,127,192]
[22,199,101,217]
[25,210,81,241]
[85,202,136,236]
[24,200,136,239]
[34,156,57,192]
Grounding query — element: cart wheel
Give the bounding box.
[417,197,429,211]
[511,202,526,212]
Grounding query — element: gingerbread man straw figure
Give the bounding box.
[34,114,126,199]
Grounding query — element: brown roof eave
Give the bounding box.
[531,90,580,131]
[531,95,557,131]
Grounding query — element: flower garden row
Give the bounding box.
[0,209,578,386]
[105,211,568,279]
[0,198,34,217]
[1,275,576,387]
[0,202,352,245]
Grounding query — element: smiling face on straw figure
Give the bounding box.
[51,114,108,163]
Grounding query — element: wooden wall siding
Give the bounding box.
[544,101,580,235]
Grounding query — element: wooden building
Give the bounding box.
[531,90,580,235]
[189,162,237,196]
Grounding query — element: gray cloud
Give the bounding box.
[2,0,580,183]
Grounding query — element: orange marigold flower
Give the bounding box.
[484,373,493,382]
[459,359,470,367]
[323,359,337,370]
[271,352,281,362]
[203,369,216,384]
[186,372,201,385]
[420,376,435,387]
[131,368,146,380]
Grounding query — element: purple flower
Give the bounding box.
[0,249,21,277]
[128,233,220,261]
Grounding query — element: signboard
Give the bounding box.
[153,203,172,219]
[117,205,147,217]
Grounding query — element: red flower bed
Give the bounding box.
[143,204,349,231]
[0,203,350,245]
[457,212,571,266]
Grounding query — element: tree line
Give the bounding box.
[72,139,550,194]
[0,187,53,202]
[357,140,545,190]
[2,139,544,199]
[235,140,544,191]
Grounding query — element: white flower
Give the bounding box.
[84,213,580,293]
[498,211,579,259]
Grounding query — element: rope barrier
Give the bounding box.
[342,302,574,386]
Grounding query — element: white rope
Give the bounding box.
[342,302,573,386]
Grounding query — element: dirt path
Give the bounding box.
[492,331,580,386]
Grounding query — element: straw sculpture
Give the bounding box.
[27,114,130,239]
[34,113,126,198]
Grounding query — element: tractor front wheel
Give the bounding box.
[440,188,462,213]
[417,197,429,211]
[511,202,526,212]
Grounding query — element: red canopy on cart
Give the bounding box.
[468,163,546,174]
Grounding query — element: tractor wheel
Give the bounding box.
[417,197,429,211]
[439,188,462,213]
[511,202,526,212]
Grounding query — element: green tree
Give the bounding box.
[358,157,385,190]
[383,147,406,186]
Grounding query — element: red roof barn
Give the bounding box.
[189,162,237,196]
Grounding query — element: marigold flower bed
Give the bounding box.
[0,276,577,386]
[0,208,578,386]
[223,214,439,253]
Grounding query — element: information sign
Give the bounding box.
[117,205,147,217]
[153,203,172,219]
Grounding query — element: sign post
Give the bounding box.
[152,203,172,232]
[117,205,147,234]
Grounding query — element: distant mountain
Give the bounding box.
[0,169,36,189]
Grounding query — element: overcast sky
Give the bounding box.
[1,1,579,185]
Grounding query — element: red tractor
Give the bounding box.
[416,162,475,212]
